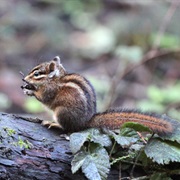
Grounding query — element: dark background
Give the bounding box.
[1,0,180,122]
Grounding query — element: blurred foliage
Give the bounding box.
[0,0,180,120]
[137,83,180,120]
[115,45,143,63]
[24,97,44,113]
[0,93,11,110]
[150,33,180,49]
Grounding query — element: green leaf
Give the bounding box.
[121,122,152,133]
[71,145,110,180]
[130,144,144,151]
[145,138,180,164]
[82,155,101,180]
[82,146,110,180]
[70,129,112,154]
[111,131,138,148]
[70,131,90,154]
[120,127,139,137]
[89,128,112,147]
[138,151,150,167]
[71,150,88,174]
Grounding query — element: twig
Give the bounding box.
[103,60,128,110]
[130,148,143,179]
[136,132,147,144]
[130,133,155,178]
[120,160,143,167]
[109,141,117,158]
[120,176,149,180]
[104,48,180,109]
[131,176,149,180]
[110,154,133,166]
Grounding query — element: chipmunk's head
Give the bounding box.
[21,56,66,95]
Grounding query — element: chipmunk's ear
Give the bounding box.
[49,61,56,73]
[53,56,61,65]
[49,56,66,78]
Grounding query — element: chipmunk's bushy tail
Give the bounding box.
[88,109,173,135]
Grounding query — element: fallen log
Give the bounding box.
[0,113,119,180]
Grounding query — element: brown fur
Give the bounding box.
[88,109,173,135]
[22,57,173,135]
[23,58,96,132]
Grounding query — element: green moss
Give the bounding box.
[16,137,32,149]
[3,127,16,136]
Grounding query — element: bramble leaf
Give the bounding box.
[89,128,112,147]
[111,131,138,148]
[120,127,139,138]
[145,138,180,164]
[71,150,88,174]
[70,131,90,154]
[121,122,152,133]
[71,145,110,180]
[82,146,110,180]
[70,128,112,154]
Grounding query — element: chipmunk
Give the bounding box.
[21,56,173,135]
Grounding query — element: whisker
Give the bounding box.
[19,71,25,77]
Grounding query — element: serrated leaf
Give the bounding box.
[70,131,90,154]
[72,145,110,180]
[71,150,88,173]
[82,146,110,180]
[70,129,112,154]
[120,127,139,138]
[89,128,112,147]
[111,131,138,147]
[145,138,180,164]
[82,155,101,180]
[138,151,150,167]
[121,122,152,133]
[130,144,144,151]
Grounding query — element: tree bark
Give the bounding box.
[0,113,119,180]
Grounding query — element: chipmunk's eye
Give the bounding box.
[33,71,40,77]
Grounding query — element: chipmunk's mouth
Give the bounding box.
[21,79,36,91]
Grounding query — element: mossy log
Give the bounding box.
[0,113,119,180]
